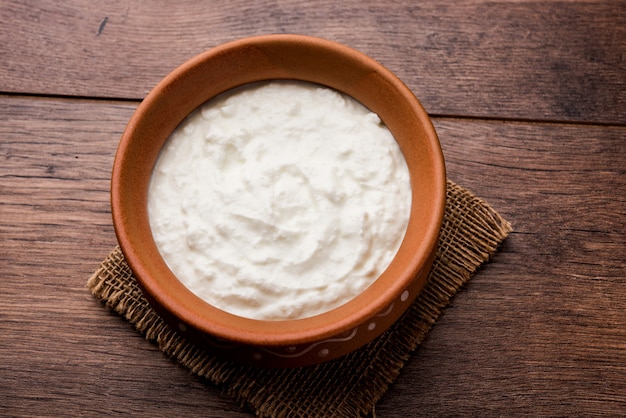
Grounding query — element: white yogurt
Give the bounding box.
[148,81,411,320]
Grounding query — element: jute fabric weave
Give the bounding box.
[88,180,512,417]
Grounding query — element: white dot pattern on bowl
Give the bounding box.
[252,287,411,362]
[189,287,413,365]
[257,327,358,359]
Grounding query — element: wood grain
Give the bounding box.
[0,96,250,417]
[1,95,624,416]
[376,118,626,416]
[1,0,624,124]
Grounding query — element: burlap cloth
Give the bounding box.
[88,180,511,417]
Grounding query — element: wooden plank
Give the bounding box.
[1,96,624,416]
[0,96,251,416]
[377,117,626,415]
[0,0,624,124]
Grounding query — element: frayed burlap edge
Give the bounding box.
[87,180,511,417]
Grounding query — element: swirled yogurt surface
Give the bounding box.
[148,81,411,320]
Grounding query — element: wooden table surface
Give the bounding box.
[2,1,625,416]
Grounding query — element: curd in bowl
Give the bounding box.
[148,80,412,321]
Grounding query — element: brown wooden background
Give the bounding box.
[2,1,625,416]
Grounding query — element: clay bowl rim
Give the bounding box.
[111,34,446,348]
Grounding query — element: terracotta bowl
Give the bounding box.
[111,34,446,368]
